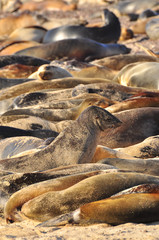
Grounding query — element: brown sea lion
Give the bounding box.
[15,38,130,62]
[105,93,159,113]
[0,106,121,172]
[43,9,121,44]
[115,135,159,159]
[18,172,159,222]
[113,62,159,90]
[4,170,108,223]
[99,107,159,148]
[2,97,110,121]
[19,0,77,12]
[48,185,159,226]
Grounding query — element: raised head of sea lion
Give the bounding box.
[15,38,130,62]
[0,106,121,172]
[43,9,121,44]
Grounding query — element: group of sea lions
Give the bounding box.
[0,0,159,231]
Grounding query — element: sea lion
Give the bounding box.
[18,172,159,222]
[99,157,159,177]
[0,55,50,68]
[0,77,113,101]
[46,184,159,226]
[0,106,121,172]
[19,0,77,12]
[15,38,130,62]
[146,18,159,40]
[0,41,40,56]
[105,92,159,113]
[91,54,159,71]
[28,64,72,80]
[0,64,39,80]
[2,97,110,121]
[115,135,159,159]
[113,62,159,90]
[0,125,58,140]
[43,9,121,44]
[8,26,47,43]
[99,107,159,148]
[4,170,109,223]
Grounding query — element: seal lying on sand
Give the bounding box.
[0,106,121,172]
[12,172,159,222]
[15,38,130,62]
[42,183,159,226]
[43,9,121,44]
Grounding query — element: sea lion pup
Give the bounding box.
[2,97,110,121]
[28,64,72,80]
[0,125,58,140]
[99,157,159,177]
[115,135,159,159]
[43,9,121,44]
[91,54,159,71]
[105,92,159,113]
[15,38,130,62]
[99,107,159,148]
[19,0,77,12]
[0,77,113,101]
[113,62,159,90]
[16,172,159,222]
[0,106,121,172]
[41,183,159,226]
[4,170,109,223]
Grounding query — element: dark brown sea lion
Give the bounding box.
[0,125,58,140]
[15,38,130,62]
[43,9,121,44]
[99,107,159,148]
[0,55,50,68]
[17,172,159,222]
[0,106,121,172]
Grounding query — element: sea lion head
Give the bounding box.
[77,106,122,131]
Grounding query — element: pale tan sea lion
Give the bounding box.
[28,64,72,80]
[113,62,159,90]
[4,170,107,223]
[115,135,159,159]
[0,106,121,172]
[99,107,159,148]
[0,41,40,56]
[3,96,110,121]
[20,172,159,222]
[100,157,159,177]
[91,54,159,71]
[0,77,111,101]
